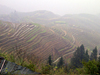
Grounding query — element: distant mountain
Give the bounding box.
[52,14,100,51]
[27,10,60,19]
[0,10,60,25]
[0,4,15,15]
[62,14,100,32]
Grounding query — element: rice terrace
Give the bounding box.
[0,2,100,74]
[0,20,76,62]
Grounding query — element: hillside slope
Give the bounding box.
[0,20,75,61]
[61,14,100,50]
[1,9,100,55]
[0,10,60,24]
[49,14,100,52]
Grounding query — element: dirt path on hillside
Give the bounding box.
[53,34,76,63]
[53,50,75,63]
[72,34,75,44]
[61,29,67,36]
[50,29,55,33]
[53,57,61,63]
[63,50,75,57]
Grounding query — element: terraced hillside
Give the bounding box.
[0,20,76,61]
[1,10,100,59]
[48,14,100,52]
[61,14,100,51]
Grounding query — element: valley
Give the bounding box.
[0,1,100,74]
[0,9,100,62]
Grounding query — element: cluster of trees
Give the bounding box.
[1,44,100,74]
[71,44,97,68]
[47,55,64,68]
[45,44,100,74]
[70,44,100,75]
[41,55,64,74]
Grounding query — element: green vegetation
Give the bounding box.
[90,47,97,60]
[71,45,89,68]
[57,57,64,68]
[26,26,41,38]
[0,44,100,75]
[27,30,46,42]
[1,15,100,74]
[55,21,66,24]
[82,60,98,75]
[59,48,65,52]
[47,55,52,65]
[27,34,38,42]
[0,46,41,74]
[52,28,63,35]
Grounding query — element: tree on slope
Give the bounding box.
[57,57,64,68]
[47,55,52,66]
[90,47,97,61]
[85,50,89,62]
[80,44,85,60]
[71,44,88,68]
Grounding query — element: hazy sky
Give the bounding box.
[0,0,100,15]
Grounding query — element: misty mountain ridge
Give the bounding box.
[0,4,15,15]
[0,4,100,23]
[0,10,60,23]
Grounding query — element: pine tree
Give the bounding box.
[85,50,89,62]
[71,44,87,68]
[71,47,82,68]
[57,57,64,68]
[98,56,100,62]
[48,55,52,65]
[94,47,97,60]
[80,44,85,60]
[90,47,97,60]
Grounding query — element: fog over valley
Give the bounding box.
[0,0,100,15]
[0,0,100,74]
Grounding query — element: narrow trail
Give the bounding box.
[53,34,76,63]
[53,57,61,63]
[61,29,67,36]
[53,50,75,63]
[72,34,75,44]
[63,50,75,57]
[50,29,55,33]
